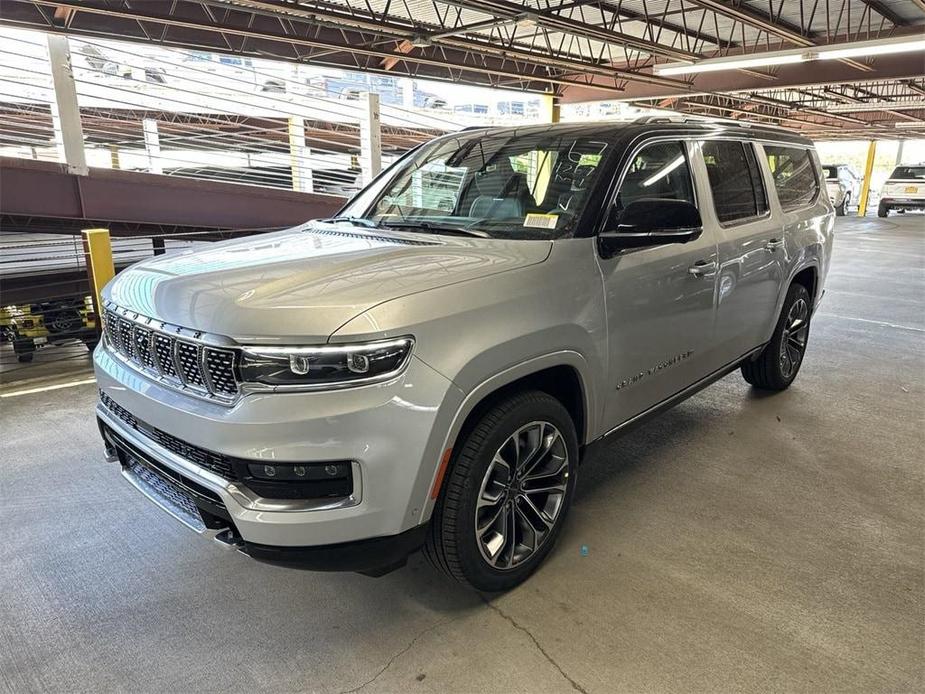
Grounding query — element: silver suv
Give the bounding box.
[94,120,834,591]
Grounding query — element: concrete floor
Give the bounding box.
[1,214,922,693]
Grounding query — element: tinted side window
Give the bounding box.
[614,141,694,214]
[764,146,820,211]
[702,141,767,224]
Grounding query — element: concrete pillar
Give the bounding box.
[359,92,382,187]
[540,93,560,123]
[895,140,905,167]
[142,118,162,174]
[46,34,87,175]
[288,116,313,193]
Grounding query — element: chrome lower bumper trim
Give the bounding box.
[121,458,207,533]
[97,403,363,513]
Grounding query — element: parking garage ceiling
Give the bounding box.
[2,0,924,137]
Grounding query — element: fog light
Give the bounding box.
[347,353,370,374]
[247,462,351,481]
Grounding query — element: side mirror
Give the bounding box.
[598,199,703,257]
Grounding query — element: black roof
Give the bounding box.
[450,118,815,147]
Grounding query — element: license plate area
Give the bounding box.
[905,186,918,194]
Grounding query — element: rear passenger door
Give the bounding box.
[696,140,785,362]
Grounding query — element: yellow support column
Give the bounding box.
[82,228,115,332]
[857,140,877,217]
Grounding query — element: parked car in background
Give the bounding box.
[2,297,98,362]
[879,164,925,217]
[95,120,834,591]
[822,164,861,216]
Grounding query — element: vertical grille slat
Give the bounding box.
[117,318,135,360]
[153,334,179,378]
[176,342,205,388]
[105,304,240,402]
[204,348,238,395]
[133,326,156,369]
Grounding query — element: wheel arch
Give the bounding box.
[418,351,594,524]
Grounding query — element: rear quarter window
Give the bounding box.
[764,146,820,212]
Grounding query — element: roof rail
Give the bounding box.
[632,113,795,133]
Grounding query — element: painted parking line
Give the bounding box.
[815,313,925,334]
[0,376,97,398]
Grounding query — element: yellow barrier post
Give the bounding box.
[82,228,115,334]
[857,140,877,217]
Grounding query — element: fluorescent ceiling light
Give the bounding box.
[828,99,925,113]
[655,53,804,76]
[817,36,925,60]
[654,34,925,77]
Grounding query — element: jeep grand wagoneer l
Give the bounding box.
[95,120,834,591]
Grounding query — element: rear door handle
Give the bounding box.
[766,238,785,250]
[688,260,717,278]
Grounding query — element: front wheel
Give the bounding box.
[741,283,811,391]
[424,391,578,591]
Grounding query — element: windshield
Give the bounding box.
[889,166,925,180]
[340,130,614,239]
[823,166,839,180]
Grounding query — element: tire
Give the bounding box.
[878,203,889,218]
[424,390,578,591]
[83,338,99,353]
[741,283,812,391]
[17,353,34,363]
[835,194,848,216]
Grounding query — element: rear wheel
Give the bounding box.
[424,390,578,591]
[835,193,849,216]
[741,283,811,391]
[878,203,889,218]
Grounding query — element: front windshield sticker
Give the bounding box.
[524,213,559,229]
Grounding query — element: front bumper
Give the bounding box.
[94,345,461,566]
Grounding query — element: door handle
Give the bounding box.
[688,260,717,278]
[766,238,785,251]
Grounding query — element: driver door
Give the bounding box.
[597,140,721,430]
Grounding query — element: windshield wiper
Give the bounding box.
[319,216,380,228]
[380,221,490,238]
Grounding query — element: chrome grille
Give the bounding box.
[133,326,156,369]
[175,341,205,388]
[104,305,239,402]
[117,318,134,358]
[153,334,178,377]
[204,349,237,395]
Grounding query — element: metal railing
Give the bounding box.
[0,29,465,195]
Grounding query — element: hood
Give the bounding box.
[106,223,551,342]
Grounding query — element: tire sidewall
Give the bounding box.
[768,283,811,388]
[451,394,579,591]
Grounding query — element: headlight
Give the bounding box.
[239,337,414,389]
